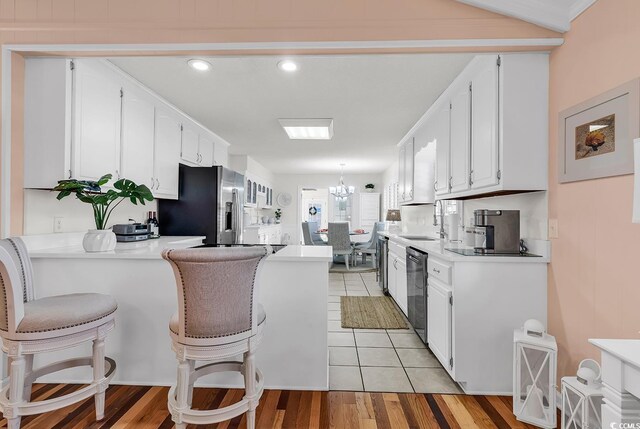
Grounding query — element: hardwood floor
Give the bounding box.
[0,383,557,428]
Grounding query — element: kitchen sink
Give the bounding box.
[398,235,437,241]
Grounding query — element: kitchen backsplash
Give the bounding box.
[396,191,547,241]
[23,189,158,235]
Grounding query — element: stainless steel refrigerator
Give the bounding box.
[158,164,245,245]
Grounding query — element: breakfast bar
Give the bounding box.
[19,234,332,391]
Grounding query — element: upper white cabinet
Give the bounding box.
[469,56,499,190]
[433,104,451,196]
[410,53,548,200]
[120,84,155,189]
[24,58,232,199]
[72,60,123,183]
[153,107,181,198]
[399,124,436,205]
[449,83,471,194]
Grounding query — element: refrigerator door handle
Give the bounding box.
[232,188,240,243]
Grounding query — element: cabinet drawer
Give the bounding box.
[388,240,406,258]
[428,257,452,284]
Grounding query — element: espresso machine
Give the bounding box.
[473,209,520,254]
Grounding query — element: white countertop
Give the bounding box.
[267,244,333,262]
[24,233,205,259]
[589,339,640,369]
[380,231,549,263]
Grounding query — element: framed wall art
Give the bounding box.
[558,78,640,183]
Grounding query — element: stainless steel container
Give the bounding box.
[473,209,520,254]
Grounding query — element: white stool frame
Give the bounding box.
[168,323,265,429]
[0,321,116,429]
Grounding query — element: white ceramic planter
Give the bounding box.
[83,229,117,252]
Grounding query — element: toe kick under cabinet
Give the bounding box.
[426,255,547,395]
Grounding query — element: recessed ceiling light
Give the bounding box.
[277,60,298,72]
[279,119,333,140]
[188,59,211,71]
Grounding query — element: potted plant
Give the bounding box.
[53,174,154,252]
[274,208,282,224]
[365,183,375,192]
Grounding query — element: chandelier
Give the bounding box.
[329,164,355,200]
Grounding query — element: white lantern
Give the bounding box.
[561,359,604,429]
[513,320,558,428]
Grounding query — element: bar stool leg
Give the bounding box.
[23,354,34,402]
[187,360,195,407]
[174,358,190,429]
[7,354,25,429]
[92,337,106,420]
[244,350,257,429]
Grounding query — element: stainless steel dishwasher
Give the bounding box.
[376,235,389,295]
[406,246,428,344]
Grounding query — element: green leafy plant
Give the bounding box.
[274,208,282,221]
[365,183,375,190]
[53,174,154,230]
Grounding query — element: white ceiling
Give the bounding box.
[110,54,473,175]
[455,0,598,32]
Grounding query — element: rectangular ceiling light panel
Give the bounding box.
[279,118,334,140]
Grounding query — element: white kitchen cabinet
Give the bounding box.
[412,123,436,203]
[403,138,414,202]
[198,134,215,167]
[72,59,123,183]
[24,58,232,196]
[470,55,499,190]
[120,85,155,189]
[180,124,200,165]
[398,145,406,202]
[153,107,181,199]
[395,258,408,316]
[244,225,282,245]
[427,278,453,371]
[449,82,470,194]
[433,104,451,196]
[358,192,380,233]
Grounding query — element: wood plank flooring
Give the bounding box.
[0,384,558,428]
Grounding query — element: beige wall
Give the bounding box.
[548,0,640,379]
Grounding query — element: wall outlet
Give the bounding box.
[53,217,64,233]
[548,219,558,239]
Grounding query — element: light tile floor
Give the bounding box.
[328,272,462,394]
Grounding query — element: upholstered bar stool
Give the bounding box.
[0,238,117,429]
[162,246,269,429]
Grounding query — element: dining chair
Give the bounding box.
[355,222,385,267]
[307,221,327,245]
[328,222,354,270]
[301,222,314,245]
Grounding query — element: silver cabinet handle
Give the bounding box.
[433,268,440,274]
[151,177,155,190]
[156,178,160,190]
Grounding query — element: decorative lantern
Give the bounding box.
[561,359,603,429]
[513,319,558,428]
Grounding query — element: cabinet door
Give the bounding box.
[427,279,453,370]
[154,108,181,198]
[404,139,414,202]
[180,124,199,164]
[434,105,451,195]
[449,84,470,194]
[396,259,408,316]
[72,60,122,182]
[199,134,215,167]
[120,87,155,189]
[413,123,436,203]
[470,56,500,189]
[398,145,406,202]
[388,255,398,299]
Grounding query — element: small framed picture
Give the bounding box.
[558,79,640,183]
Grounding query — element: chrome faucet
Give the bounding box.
[433,200,447,240]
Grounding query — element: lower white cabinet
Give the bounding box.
[244,225,282,245]
[387,240,408,316]
[427,278,452,371]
